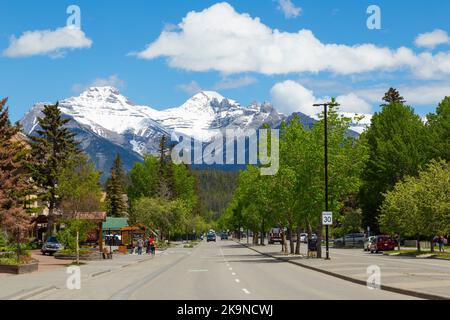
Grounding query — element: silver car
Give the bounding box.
[334,233,366,248]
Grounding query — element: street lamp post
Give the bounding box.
[313,99,340,260]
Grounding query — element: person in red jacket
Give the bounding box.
[149,235,156,256]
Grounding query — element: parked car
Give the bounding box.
[364,236,376,251]
[370,235,397,253]
[207,232,216,242]
[334,233,366,248]
[41,236,63,255]
[268,228,282,244]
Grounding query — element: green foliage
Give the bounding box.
[379,160,450,244]
[225,103,367,252]
[130,197,191,238]
[191,169,238,220]
[360,97,427,232]
[426,97,450,162]
[105,154,128,217]
[128,155,160,201]
[59,153,103,213]
[57,219,95,253]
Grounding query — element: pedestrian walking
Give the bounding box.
[438,236,445,252]
[149,235,156,257]
[137,238,144,255]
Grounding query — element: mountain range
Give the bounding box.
[20,86,369,178]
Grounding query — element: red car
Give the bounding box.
[370,235,397,253]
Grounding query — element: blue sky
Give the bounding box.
[1,0,450,122]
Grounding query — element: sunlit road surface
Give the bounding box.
[35,240,417,300]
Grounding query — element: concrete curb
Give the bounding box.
[237,241,448,300]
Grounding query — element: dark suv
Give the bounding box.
[207,232,216,242]
[41,236,63,255]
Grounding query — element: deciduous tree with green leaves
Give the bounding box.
[379,160,450,252]
[360,90,427,233]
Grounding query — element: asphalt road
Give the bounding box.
[36,240,416,300]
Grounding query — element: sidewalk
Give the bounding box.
[0,250,162,300]
[238,241,450,300]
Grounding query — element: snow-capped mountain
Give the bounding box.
[21,86,367,178]
[21,87,286,177]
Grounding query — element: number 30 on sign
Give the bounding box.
[322,212,333,225]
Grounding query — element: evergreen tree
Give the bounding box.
[360,90,427,233]
[157,135,176,200]
[29,102,79,238]
[105,154,128,217]
[0,98,31,234]
[382,87,405,105]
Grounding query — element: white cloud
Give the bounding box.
[277,0,302,19]
[335,93,372,114]
[134,3,450,80]
[270,80,372,115]
[415,29,450,49]
[3,26,92,58]
[177,81,202,95]
[72,75,125,93]
[214,76,257,90]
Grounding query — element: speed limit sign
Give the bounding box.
[322,212,333,225]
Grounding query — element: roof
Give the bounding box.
[102,217,129,230]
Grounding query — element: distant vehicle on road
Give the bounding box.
[207,232,216,242]
[334,233,366,248]
[220,232,228,240]
[364,236,376,251]
[41,236,63,255]
[370,235,397,253]
[268,228,282,244]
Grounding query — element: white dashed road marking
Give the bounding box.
[235,279,240,283]
[242,289,250,295]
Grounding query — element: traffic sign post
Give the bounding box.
[322,212,332,260]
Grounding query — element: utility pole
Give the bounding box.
[313,99,340,260]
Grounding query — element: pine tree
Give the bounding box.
[105,154,128,217]
[0,98,31,235]
[29,102,79,238]
[157,136,176,200]
[382,87,405,105]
